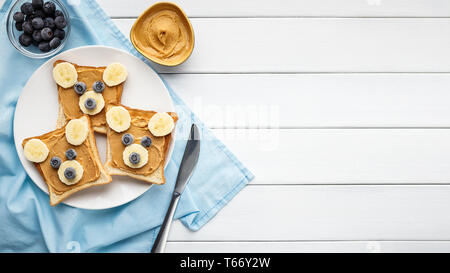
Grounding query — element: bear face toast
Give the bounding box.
[52,60,128,134]
[22,116,112,206]
[104,104,178,184]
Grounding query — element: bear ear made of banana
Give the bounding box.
[106,105,175,169]
[52,61,128,117]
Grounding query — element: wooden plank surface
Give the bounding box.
[214,129,450,184]
[100,0,450,18]
[113,18,450,73]
[166,241,450,253]
[168,185,450,241]
[164,73,450,128]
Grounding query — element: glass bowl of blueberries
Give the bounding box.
[6,0,70,58]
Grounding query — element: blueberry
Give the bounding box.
[32,0,44,9]
[53,28,65,39]
[25,14,35,22]
[121,133,134,146]
[38,41,50,52]
[31,17,44,29]
[93,81,105,93]
[32,30,42,42]
[22,21,33,34]
[34,9,46,19]
[49,37,60,49]
[50,156,62,169]
[15,21,23,31]
[43,1,55,15]
[32,39,39,47]
[64,167,76,180]
[40,27,53,40]
[19,34,32,47]
[20,2,34,16]
[129,152,140,165]
[54,16,66,29]
[65,148,77,160]
[140,136,152,147]
[54,9,63,17]
[13,12,24,23]
[43,17,54,29]
[84,98,97,110]
[73,82,86,95]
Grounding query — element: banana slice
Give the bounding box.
[106,106,131,133]
[79,91,105,115]
[57,160,84,185]
[24,139,49,163]
[65,118,89,146]
[53,62,78,88]
[122,143,148,169]
[103,63,128,87]
[148,112,175,137]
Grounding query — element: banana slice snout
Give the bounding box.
[79,91,105,115]
[106,106,131,133]
[65,118,89,146]
[53,62,78,88]
[24,139,49,163]
[123,144,148,169]
[103,63,128,87]
[57,160,84,185]
[148,112,175,137]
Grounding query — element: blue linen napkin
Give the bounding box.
[0,0,254,252]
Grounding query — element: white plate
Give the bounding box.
[14,45,175,210]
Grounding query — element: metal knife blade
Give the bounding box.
[173,123,201,195]
[151,123,200,253]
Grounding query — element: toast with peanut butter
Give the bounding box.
[22,116,112,206]
[52,60,128,134]
[104,104,178,184]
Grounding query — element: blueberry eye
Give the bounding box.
[74,82,86,95]
[93,81,105,93]
[140,136,152,148]
[121,133,134,146]
[50,156,62,169]
[65,149,77,160]
[64,167,76,180]
[129,152,140,164]
[84,98,97,110]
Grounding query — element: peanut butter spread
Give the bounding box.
[109,107,178,175]
[26,127,101,195]
[131,3,194,66]
[55,61,123,128]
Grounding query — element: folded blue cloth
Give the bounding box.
[0,0,253,252]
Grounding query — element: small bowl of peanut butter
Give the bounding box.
[130,2,195,67]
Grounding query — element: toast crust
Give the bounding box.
[104,104,178,184]
[22,116,112,206]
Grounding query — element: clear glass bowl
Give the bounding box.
[6,0,71,58]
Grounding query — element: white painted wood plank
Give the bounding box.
[169,185,450,241]
[212,129,450,184]
[166,241,450,253]
[113,18,450,73]
[164,73,450,128]
[100,0,450,18]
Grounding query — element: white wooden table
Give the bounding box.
[64,0,450,252]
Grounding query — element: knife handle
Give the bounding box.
[151,192,181,253]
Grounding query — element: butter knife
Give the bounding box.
[151,124,201,253]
